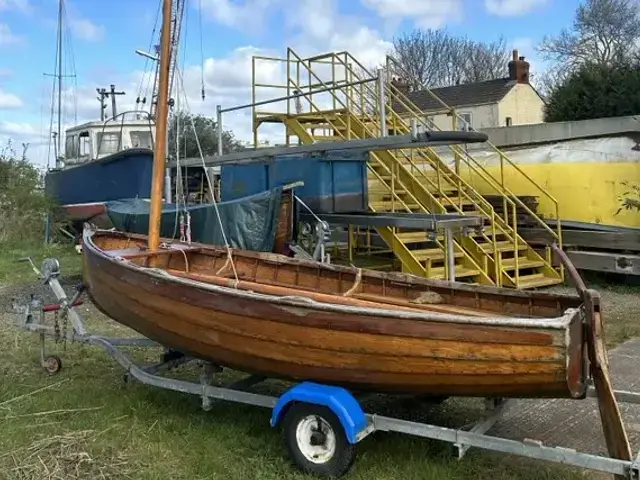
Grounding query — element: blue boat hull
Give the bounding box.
[45,148,154,220]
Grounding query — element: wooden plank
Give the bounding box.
[520,228,640,252]
[585,292,632,478]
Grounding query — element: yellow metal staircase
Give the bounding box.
[250,49,564,289]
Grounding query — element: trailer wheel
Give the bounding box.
[43,355,62,375]
[282,403,356,478]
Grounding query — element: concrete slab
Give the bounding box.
[490,337,640,457]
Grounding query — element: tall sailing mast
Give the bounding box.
[46,0,76,169]
[147,0,174,252]
[146,0,185,120]
[55,0,63,166]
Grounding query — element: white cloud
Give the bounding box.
[0,0,30,13]
[199,0,280,33]
[17,0,401,156]
[0,89,22,108]
[0,120,36,137]
[360,0,463,28]
[69,17,105,42]
[485,0,550,17]
[0,23,24,47]
[0,121,53,166]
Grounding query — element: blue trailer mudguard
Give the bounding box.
[270,381,367,444]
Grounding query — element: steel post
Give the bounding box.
[445,227,456,282]
[378,68,387,137]
[216,104,223,155]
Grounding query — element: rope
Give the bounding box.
[343,268,362,297]
[174,66,239,286]
[294,194,325,226]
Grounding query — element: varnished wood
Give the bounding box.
[551,243,631,469]
[82,228,591,399]
[147,0,173,254]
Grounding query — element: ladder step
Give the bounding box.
[368,188,408,196]
[514,273,563,289]
[311,136,341,142]
[429,266,481,279]
[501,257,546,271]
[480,241,529,253]
[370,201,421,211]
[395,232,433,243]
[411,248,463,261]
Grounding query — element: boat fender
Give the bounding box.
[270,381,367,444]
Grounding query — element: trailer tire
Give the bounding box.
[43,355,62,375]
[282,402,356,478]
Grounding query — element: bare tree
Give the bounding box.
[388,29,511,90]
[538,0,640,70]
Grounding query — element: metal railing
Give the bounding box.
[247,48,562,286]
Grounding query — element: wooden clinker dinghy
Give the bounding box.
[82,227,589,399]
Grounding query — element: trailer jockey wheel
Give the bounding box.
[42,355,62,375]
[282,403,356,478]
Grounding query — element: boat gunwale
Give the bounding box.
[83,228,583,330]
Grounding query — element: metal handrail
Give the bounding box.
[383,54,561,245]
[282,53,495,281]
[280,68,487,279]
[95,110,155,158]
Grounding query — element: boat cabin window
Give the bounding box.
[65,134,77,158]
[78,131,91,159]
[97,132,122,155]
[130,130,152,149]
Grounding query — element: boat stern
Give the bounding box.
[565,306,590,399]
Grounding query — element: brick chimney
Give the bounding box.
[508,49,530,84]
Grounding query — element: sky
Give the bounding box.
[0,0,583,166]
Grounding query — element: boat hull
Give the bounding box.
[82,229,588,399]
[45,148,154,221]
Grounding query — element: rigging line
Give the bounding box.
[46,72,56,168]
[39,77,46,166]
[170,80,183,241]
[198,0,205,100]
[137,0,162,102]
[175,66,239,285]
[61,1,77,124]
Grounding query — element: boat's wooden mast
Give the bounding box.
[147,0,173,252]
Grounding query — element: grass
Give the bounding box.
[0,241,637,480]
[0,241,82,285]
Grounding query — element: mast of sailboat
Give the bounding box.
[147,0,174,252]
[55,0,63,167]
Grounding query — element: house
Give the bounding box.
[392,50,546,131]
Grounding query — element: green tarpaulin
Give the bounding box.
[105,186,284,252]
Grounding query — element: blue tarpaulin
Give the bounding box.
[106,186,284,252]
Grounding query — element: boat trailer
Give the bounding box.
[9,256,640,479]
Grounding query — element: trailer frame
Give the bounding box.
[8,256,640,479]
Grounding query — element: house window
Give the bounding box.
[505,116,513,127]
[457,112,472,131]
[97,132,122,155]
[130,130,153,149]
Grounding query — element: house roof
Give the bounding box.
[395,77,518,113]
